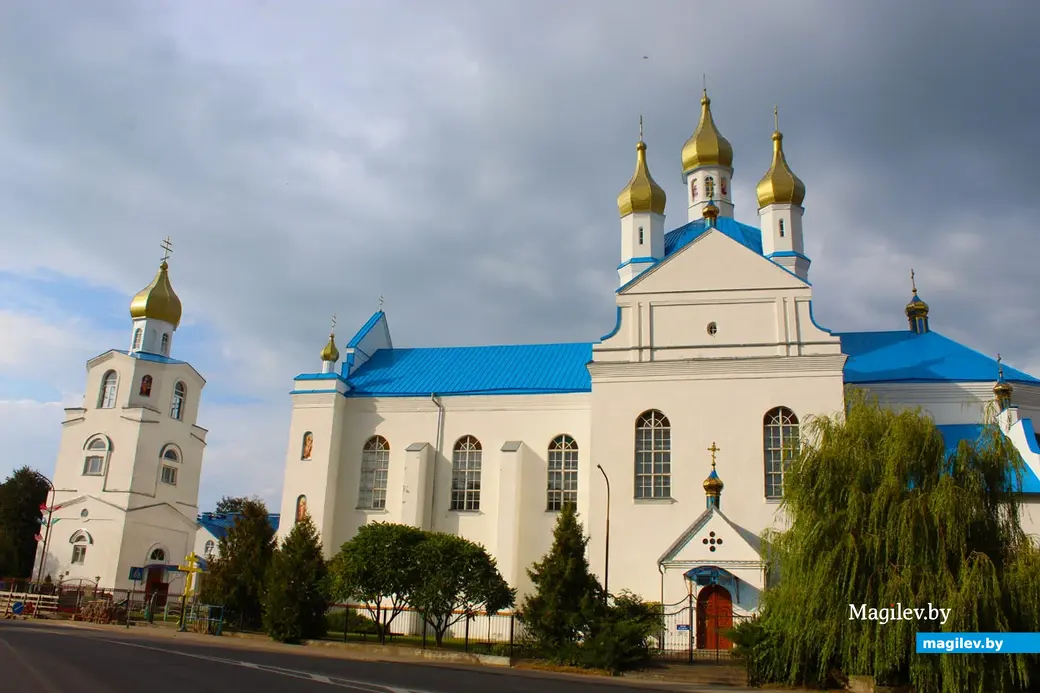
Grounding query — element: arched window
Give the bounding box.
[170,381,186,420]
[450,435,482,511]
[204,540,215,557]
[83,435,111,476]
[139,374,153,397]
[764,407,800,499]
[547,435,578,511]
[635,410,671,499]
[70,530,91,564]
[301,432,314,460]
[705,176,715,200]
[160,444,180,486]
[149,548,166,563]
[358,436,390,510]
[161,333,170,355]
[638,227,644,244]
[132,328,143,350]
[779,219,785,237]
[295,495,307,523]
[98,370,118,409]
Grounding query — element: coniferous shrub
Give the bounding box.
[263,514,328,643]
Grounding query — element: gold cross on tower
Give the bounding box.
[639,114,644,142]
[774,105,779,132]
[707,441,721,468]
[331,313,337,333]
[997,353,1004,378]
[160,236,173,263]
[910,268,917,294]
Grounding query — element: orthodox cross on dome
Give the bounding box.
[639,114,644,142]
[707,441,721,468]
[774,105,779,131]
[910,268,917,294]
[378,295,385,311]
[997,353,1004,378]
[160,236,173,264]
[330,313,337,334]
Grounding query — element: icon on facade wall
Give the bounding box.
[301,432,313,460]
[139,375,152,397]
[690,180,698,201]
[721,178,728,196]
[296,495,307,522]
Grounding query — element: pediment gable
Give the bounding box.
[659,507,763,565]
[622,228,807,295]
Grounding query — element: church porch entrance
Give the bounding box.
[696,584,733,650]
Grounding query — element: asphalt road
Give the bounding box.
[0,620,740,693]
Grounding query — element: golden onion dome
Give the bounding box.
[617,138,667,217]
[905,291,929,320]
[994,356,1013,402]
[681,90,733,173]
[756,130,806,208]
[703,463,724,494]
[129,261,182,328]
[702,201,720,223]
[320,332,340,363]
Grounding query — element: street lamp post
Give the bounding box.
[34,474,56,593]
[596,464,610,603]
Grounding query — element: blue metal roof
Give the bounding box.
[345,343,593,397]
[936,424,1040,493]
[839,330,1039,385]
[664,217,764,257]
[197,512,281,540]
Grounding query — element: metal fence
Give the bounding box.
[656,598,753,662]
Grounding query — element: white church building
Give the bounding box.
[278,89,1040,647]
[36,247,208,605]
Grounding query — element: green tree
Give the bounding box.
[408,532,514,646]
[0,467,50,578]
[263,514,329,643]
[198,498,275,629]
[215,496,252,514]
[519,504,603,659]
[327,522,424,643]
[741,391,1040,692]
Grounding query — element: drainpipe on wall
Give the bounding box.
[430,394,445,529]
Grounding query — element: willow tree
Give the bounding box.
[745,390,1040,693]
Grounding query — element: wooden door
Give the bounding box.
[696,585,733,649]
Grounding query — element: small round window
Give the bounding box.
[80,509,89,518]
[707,322,718,336]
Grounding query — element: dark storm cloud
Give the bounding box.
[1,0,1038,379]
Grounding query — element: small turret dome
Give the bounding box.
[756,129,806,208]
[703,466,724,495]
[617,138,667,217]
[320,332,340,363]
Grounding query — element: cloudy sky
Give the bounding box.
[1,0,1037,511]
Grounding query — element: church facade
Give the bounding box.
[36,247,208,604]
[277,92,1040,641]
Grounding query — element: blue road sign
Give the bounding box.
[676,623,690,631]
[129,566,144,581]
[11,602,24,615]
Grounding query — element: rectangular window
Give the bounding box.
[71,545,87,564]
[358,463,389,510]
[451,465,481,511]
[161,465,178,485]
[83,456,104,476]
